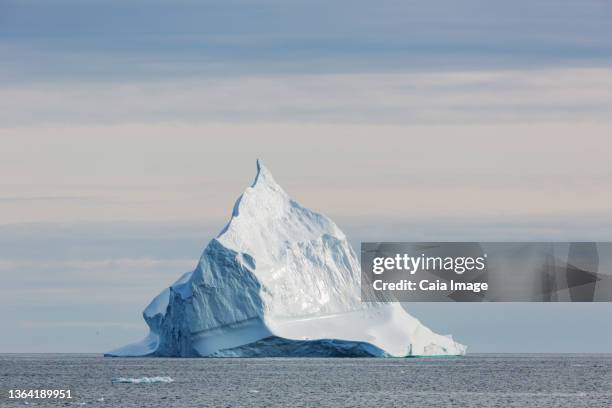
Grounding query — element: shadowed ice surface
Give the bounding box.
[1,354,611,407]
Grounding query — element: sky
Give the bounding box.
[1,0,612,353]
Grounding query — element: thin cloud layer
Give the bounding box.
[2,69,612,126]
[2,0,612,82]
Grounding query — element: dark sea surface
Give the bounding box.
[1,354,611,407]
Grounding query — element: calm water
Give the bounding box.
[1,354,611,407]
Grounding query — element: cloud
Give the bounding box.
[0,257,195,270]
[0,257,196,307]
[19,320,143,330]
[0,195,87,202]
[1,68,612,126]
[2,0,612,84]
[1,120,612,224]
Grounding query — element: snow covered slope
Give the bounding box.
[107,161,466,357]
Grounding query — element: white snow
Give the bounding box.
[107,160,466,357]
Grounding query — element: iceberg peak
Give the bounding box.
[251,159,284,193]
[217,160,346,270]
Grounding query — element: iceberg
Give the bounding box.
[106,161,466,357]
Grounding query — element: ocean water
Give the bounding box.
[1,354,611,407]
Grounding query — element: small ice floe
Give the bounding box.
[111,376,174,384]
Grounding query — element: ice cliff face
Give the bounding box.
[107,161,466,357]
